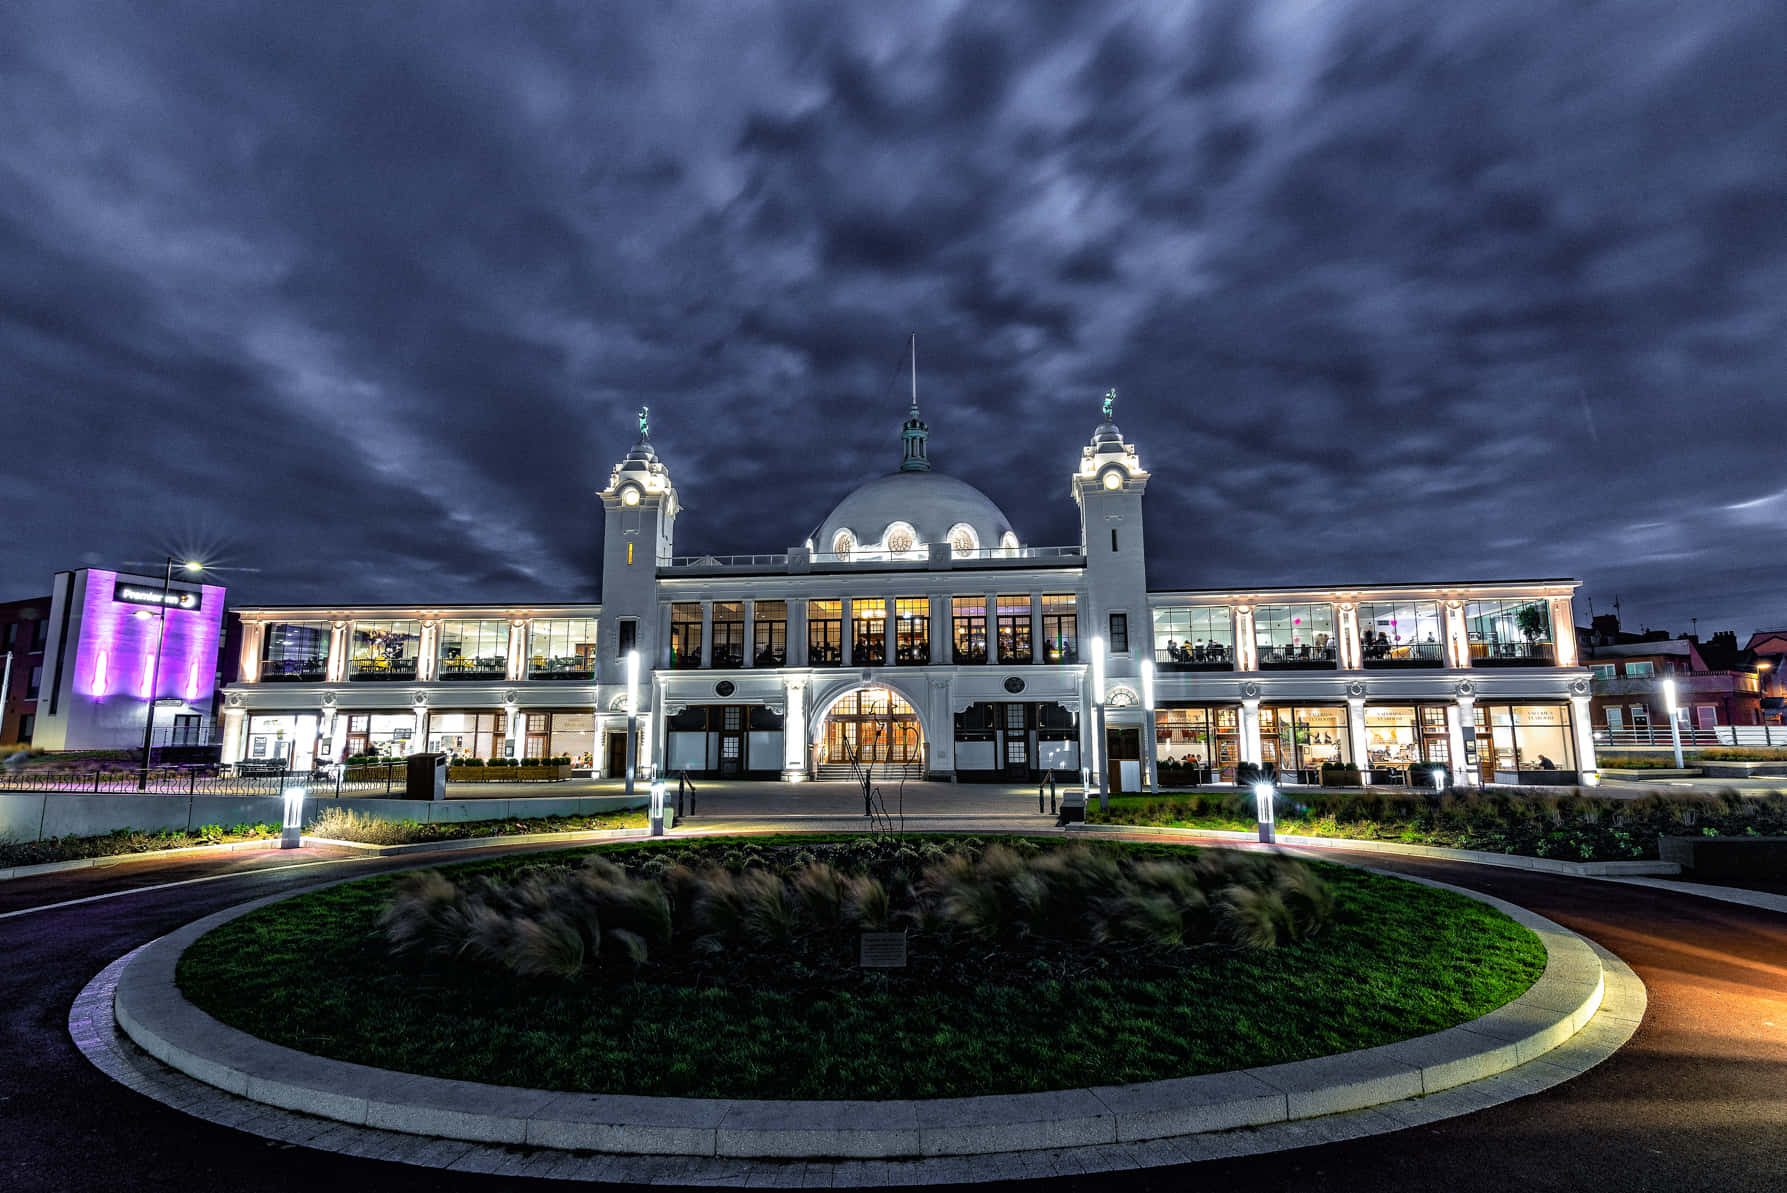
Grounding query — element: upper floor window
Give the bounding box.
[1254,603,1337,667]
[438,620,509,679]
[528,618,598,678]
[753,600,787,666]
[1625,660,1655,677]
[1465,599,1554,664]
[0,623,14,652]
[952,596,986,664]
[808,599,842,666]
[832,530,855,560]
[947,524,978,557]
[617,619,637,658]
[1108,612,1129,654]
[669,603,702,669]
[1357,600,1443,664]
[852,598,886,666]
[1041,594,1077,663]
[1589,663,1615,680]
[997,594,1032,664]
[885,523,919,556]
[349,620,420,680]
[27,665,43,700]
[895,597,928,665]
[29,620,47,652]
[261,620,331,681]
[711,602,745,669]
[1153,606,1233,667]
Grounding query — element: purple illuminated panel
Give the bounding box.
[74,570,225,704]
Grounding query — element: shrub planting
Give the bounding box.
[1089,788,1787,860]
[0,822,280,867]
[306,806,646,846]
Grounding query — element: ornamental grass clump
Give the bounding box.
[375,839,1338,990]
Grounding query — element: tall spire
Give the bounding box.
[900,331,930,471]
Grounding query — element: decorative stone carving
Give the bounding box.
[1240,681,1261,699]
[320,691,337,707]
[1569,677,1590,696]
[1455,679,1476,697]
[225,691,244,708]
[411,691,429,707]
[1346,680,1366,699]
[503,690,520,706]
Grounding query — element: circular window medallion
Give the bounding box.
[886,524,916,553]
[1003,676,1026,694]
[714,680,736,697]
[1107,685,1139,707]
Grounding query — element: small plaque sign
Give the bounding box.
[859,931,908,968]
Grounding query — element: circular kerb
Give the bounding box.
[81,849,1645,1183]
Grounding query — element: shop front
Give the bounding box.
[1260,705,1352,782]
[518,710,597,767]
[952,700,1078,782]
[425,710,505,762]
[1360,704,1454,784]
[1155,705,1241,784]
[667,704,786,778]
[244,713,318,770]
[340,712,416,760]
[1474,702,1577,784]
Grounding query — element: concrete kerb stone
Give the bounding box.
[105,844,1620,1164]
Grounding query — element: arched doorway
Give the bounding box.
[819,687,925,766]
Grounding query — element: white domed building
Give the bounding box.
[221,393,1597,791]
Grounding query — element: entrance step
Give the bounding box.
[814,763,923,783]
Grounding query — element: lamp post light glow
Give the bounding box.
[138,557,205,791]
[1662,675,1684,769]
[1253,781,1276,845]
[624,649,640,795]
[1089,634,1108,812]
[281,785,305,849]
[1140,658,1157,793]
[649,779,667,836]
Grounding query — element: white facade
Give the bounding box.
[220,400,1597,788]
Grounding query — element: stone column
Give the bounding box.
[318,705,337,764]
[652,674,668,779]
[789,599,808,667]
[1143,684,1159,793]
[1445,700,1474,786]
[1029,590,1044,664]
[411,703,428,755]
[1444,602,1470,669]
[1239,697,1262,765]
[240,621,263,683]
[782,678,807,780]
[1571,694,1598,781]
[700,601,713,669]
[884,596,896,667]
[742,599,755,668]
[930,594,950,664]
[985,590,1000,664]
[1347,697,1368,776]
[328,622,349,682]
[1551,598,1579,666]
[1454,696,1479,786]
[1337,604,1362,669]
[503,703,520,760]
[508,620,530,681]
[417,621,438,681]
[219,706,246,764]
[928,675,954,779]
[1077,671,1096,787]
[1235,607,1257,671]
[840,600,853,668]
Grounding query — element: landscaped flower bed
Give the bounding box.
[0,822,280,868]
[304,806,647,846]
[1087,788,1787,861]
[176,835,1545,1099]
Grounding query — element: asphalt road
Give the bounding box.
[2,835,1782,1192]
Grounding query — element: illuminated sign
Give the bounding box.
[114,581,203,611]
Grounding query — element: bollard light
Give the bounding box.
[1662,676,1685,769]
[1431,765,1446,790]
[281,785,305,849]
[1253,780,1276,845]
[649,779,666,836]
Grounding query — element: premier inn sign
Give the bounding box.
[114,580,203,611]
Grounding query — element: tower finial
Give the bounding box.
[637,405,650,439]
[900,332,930,471]
[1102,387,1117,422]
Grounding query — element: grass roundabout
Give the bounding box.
[176,835,1545,1100]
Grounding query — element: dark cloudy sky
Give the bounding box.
[3,2,1784,637]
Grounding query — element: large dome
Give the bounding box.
[813,471,1018,559]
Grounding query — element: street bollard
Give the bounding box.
[650,781,667,837]
[1253,781,1276,845]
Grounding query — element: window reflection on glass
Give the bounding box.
[1152,606,1233,666]
[261,621,330,680]
[1253,604,1336,665]
[437,620,509,678]
[527,618,599,677]
[1465,599,1553,663]
[1356,601,1443,663]
[349,620,420,678]
[1041,594,1077,663]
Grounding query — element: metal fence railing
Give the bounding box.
[1595,724,1785,749]
[0,763,408,798]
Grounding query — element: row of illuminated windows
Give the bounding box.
[1151,599,1555,667]
[259,619,600,681]
[666,595,1081,669]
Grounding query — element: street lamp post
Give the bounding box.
[138,558,203,791]
[624,649,640,795]
[1090,634,1107,812]
[1663,675,1684,769]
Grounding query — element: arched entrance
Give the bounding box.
[819,687,925,767]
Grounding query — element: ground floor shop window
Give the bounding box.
[1362,705,1451,771]
[246,713,319,769]
[427,711,505,762]
[1474,703,1575,777]
[1155,706,1241,780]
[1261,706,1351,776]
[342,713,415,760]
